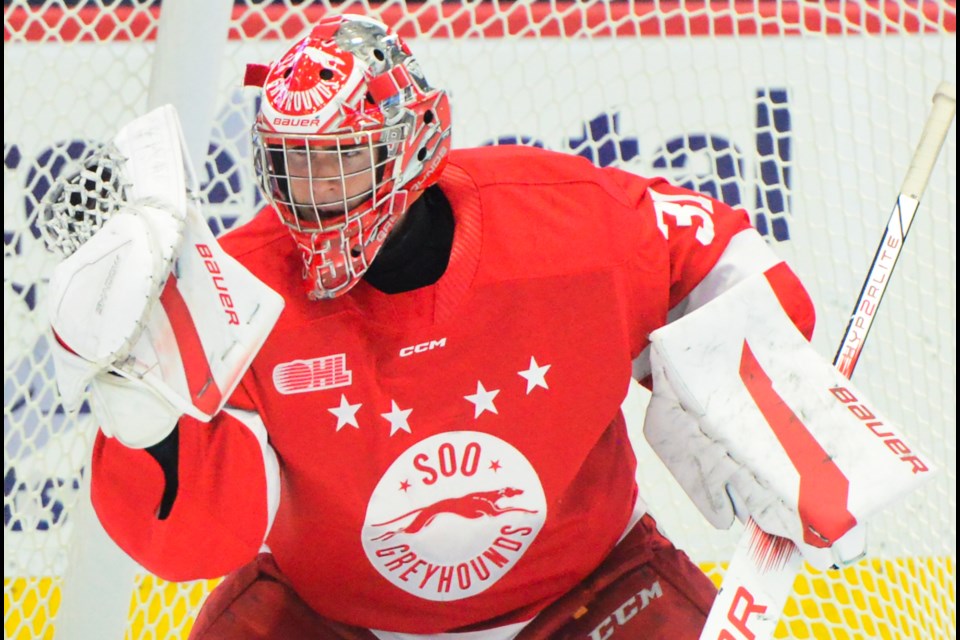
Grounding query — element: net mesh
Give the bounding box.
[38,145,128,258]
[4,1,956,638]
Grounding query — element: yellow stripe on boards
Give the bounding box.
[4,558,955,639]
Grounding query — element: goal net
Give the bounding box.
[4,1,955,638]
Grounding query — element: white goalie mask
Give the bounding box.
[249,14,452,300]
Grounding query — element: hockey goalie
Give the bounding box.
[44,14,933,640]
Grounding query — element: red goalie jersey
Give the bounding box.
[91,146,814,633]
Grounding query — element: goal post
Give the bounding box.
[3,1,955,639]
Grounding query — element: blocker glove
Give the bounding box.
[643,272,934,570]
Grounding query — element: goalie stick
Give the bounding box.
[700,81,957,640]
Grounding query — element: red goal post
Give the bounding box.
[3,1,955,639]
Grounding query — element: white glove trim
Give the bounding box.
[90,373,181,449]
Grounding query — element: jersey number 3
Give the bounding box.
[649,188,716,246]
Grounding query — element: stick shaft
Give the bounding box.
[834,82,957,376]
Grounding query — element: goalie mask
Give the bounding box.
[250,15,452,300]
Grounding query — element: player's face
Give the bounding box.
[285,143,376,225]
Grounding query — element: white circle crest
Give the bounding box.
[361,431,546,601]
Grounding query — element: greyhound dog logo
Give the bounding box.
[370,487,538,541]
[362,431,547,601]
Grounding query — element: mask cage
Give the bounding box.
[252,126,403,233]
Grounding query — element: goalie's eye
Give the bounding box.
[285,145,373,180]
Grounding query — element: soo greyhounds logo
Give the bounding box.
[362,432,546,601]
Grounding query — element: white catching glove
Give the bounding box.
[643,273,934,569]
[46,197,185,449]
[47,200,184,396]
[43,106,284,447]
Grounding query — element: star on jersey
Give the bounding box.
[518,356,551,393]
[465,381,499,418]
[328,394,361,431]
[381,400,413,436]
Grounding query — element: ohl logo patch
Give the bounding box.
[361,431,546,601]
[272,354,352,394]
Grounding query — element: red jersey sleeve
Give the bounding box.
[90,381,277,581]
[634,178,755,306]
[603,170,816,384]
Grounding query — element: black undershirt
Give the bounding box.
[147,186,455,519]
[362,185,455,293]
[146,428,179,519]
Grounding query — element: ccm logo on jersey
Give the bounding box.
[400,338,446,357]
[273,353,353,394]
[196,244,239,325]
[587,580,664,640]
[829,386,930,474]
